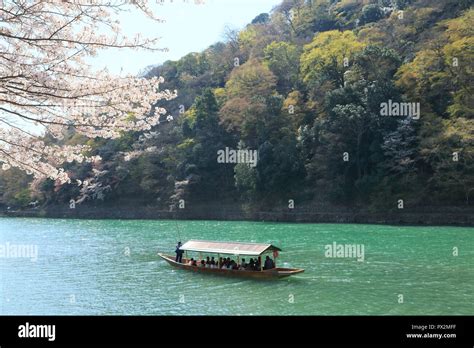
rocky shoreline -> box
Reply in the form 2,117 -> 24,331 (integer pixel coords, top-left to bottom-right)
1,205 -> 473,226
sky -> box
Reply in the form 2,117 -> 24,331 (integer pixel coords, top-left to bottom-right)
91,0 -> 282,75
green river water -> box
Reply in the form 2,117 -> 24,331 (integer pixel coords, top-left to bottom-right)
0,218 -> 472,315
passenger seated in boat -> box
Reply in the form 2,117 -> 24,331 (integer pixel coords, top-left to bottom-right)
200,260 -> 206,267
188,258 -> 194,266
210,260 -> 216,268
239,259 -> 247,270
264,256 -> 275,270
192,259 -> 197,266
247,258 -> 255,271
206,256 -> 210,267
218,257 -> 223,268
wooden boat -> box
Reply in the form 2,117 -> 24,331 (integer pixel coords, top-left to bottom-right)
158,240 -> 304,280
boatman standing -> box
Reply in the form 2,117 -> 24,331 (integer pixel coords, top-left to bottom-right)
175,241 -> 184,263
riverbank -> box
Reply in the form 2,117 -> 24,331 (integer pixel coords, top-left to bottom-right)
1,204 -> 473,226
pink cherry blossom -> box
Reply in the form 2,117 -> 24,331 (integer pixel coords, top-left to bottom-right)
0,1 -> 177,184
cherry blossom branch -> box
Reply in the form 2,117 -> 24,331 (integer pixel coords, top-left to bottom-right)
0,0 -> 177,184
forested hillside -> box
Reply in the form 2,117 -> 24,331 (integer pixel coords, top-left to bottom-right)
1,0 -> 473,216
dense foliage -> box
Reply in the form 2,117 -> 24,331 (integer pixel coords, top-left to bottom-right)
1,0 -> 473,212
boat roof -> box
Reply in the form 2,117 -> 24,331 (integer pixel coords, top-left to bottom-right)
179,240 -> 282,256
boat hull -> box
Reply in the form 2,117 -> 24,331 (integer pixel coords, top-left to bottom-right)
158,253 -> 304,280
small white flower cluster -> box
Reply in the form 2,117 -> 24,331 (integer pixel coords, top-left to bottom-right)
0,127 -> 99,184
75,168 -> 112,204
